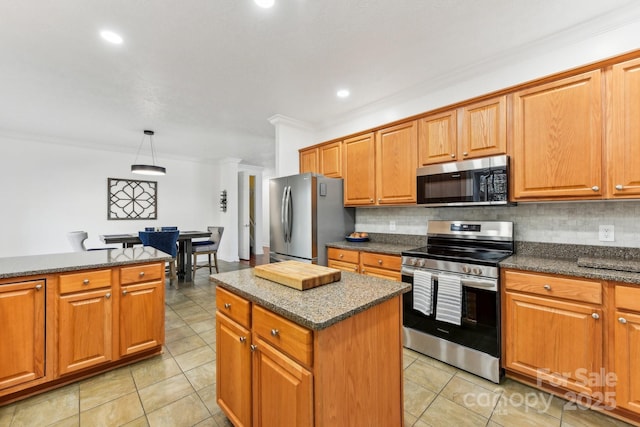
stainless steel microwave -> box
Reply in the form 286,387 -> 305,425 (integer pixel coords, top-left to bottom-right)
416,155 -> 510,207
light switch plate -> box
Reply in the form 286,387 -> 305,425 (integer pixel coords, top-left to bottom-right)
599,225 -> 614,242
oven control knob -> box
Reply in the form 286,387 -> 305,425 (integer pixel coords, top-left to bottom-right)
416,259 -> 425,268
472,267 -> 482,275
462,265 -> 471,274
408,258 -> 417,266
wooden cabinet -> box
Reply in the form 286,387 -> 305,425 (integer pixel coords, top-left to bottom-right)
613,285 -> 640,413
512,70 -> 603,200
343,132 -> 376,205
327,247 -> 401,282
216,286 -> 404,426
119,279 -> 164,357
608,57 -> 640,198
503,270 -> 604,397
418,96 -> 506,166
0,280 -> 45,391
299,142 -> 342,178
299,148 -> 318,175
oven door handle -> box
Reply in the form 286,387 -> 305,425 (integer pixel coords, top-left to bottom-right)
402,268 -> 498,292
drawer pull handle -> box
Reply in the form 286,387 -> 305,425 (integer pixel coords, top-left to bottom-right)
619,317 -> 627,324
239,336 -> 247,343
250,344 -> 258,352
122,290 -> 128,296
339,254 -> 343,258
591,313 -> 599,320
615,184 -> 624,190
362,269 -> 366,273
105,293 -> 111,299
35,284 -> 42,291
354,266 -> 358,272
139,271 -> 145,277
271,329 -> 279,337
83,279 -> 90,285
591,186 -> 599,192
224,303 -> 231,309
378,259 -> 382,265
543,285 -> 551,291
451,153 -> 455,158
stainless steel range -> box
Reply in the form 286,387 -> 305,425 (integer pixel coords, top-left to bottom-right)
402,220 -> 514,383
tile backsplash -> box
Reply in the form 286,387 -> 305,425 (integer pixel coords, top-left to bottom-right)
356,201 -> 640,247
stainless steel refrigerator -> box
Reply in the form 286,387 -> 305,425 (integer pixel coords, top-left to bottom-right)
270,173 -> 355,265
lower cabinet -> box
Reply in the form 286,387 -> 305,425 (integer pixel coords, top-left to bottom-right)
327,247 -> 401,281
216,286 -> 403,426
613,285 -> 640,413
0,280 -> 45,390
119,280 -> 164,356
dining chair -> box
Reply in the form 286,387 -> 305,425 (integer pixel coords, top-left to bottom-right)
138,230 -> 180,282
67,231 -> 89,251
192,226 -> 224,275
160,226 -> 178,231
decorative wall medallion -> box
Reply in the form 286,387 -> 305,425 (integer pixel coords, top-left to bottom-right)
108,178 -> 157,220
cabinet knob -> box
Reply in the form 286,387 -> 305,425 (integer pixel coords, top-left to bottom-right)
451,153 -> 455,158
619,317 -> 627,324
239,336 -> 247,343
105,293 -> 111,299
591,313 -> 599,320
339,254 -> 343,258
543,284 -> 551,291
362,269 -> 366,273
224,303 -> 231,309
139,271 -> 145,277
591,186 -> 600,192
354,266 -> 358,272
83,279 -> 90,285
35,284 -> 42,291
370,198 -> 374,202
615,184 -> 624,190
378,259 -> 383,265
250,344 -> 258,352
122,289 -> 128,296
462,152 -> 468,156
271,329 -> 279,337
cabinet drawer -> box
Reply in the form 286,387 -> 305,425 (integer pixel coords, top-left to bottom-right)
503,270 -> 602,304
328,259 -> 359,273
120,263 -> 164,285
252,305 -> 313,367
360,252 -> 401,271
59,269 -> 112,294
216,287 -> 251,329
616,285 -> 640,312
327,247 -> 359,264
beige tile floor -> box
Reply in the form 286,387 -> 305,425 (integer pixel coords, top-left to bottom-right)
0,261 -> 636,427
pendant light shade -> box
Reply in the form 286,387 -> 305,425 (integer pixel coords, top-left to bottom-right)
131,130 -> 166,175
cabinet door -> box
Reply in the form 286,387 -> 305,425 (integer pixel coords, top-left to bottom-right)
512,70 -> 603,200
120,281 -> 164,356
216,312 -> 252,427
0,280 -> 45,390
252,335 -> 313,427
59,288 -> 113,375
343,132 -> 376,205
504,291 -> 603,396
609,58 -> 640,198
299,148 -> 318,174
418,110 -> 457,165
319,141 -> 342,178
460,96 -> 507,160
614,310 -> 640,413
376,121 -> 418,205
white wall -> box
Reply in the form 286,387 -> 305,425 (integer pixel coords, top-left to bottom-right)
0,133 -> 223,258
269,115 -> 314,177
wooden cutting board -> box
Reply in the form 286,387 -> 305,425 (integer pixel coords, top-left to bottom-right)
254,261 -> 341,290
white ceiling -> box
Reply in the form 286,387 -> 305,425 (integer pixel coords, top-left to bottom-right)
1,0 -> 639,170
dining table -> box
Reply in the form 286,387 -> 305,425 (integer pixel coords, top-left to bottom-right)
100,230 -> 211,282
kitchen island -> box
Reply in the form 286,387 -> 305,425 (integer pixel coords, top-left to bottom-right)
211,268 -> 410,427
0,247 -> 171,405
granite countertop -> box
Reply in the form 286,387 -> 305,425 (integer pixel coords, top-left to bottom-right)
500,242 -> 640,285
0,247 -> 172,280
210,268 -> 411,330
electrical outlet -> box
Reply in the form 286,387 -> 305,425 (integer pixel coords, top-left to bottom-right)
389,220 -> 396,231
599,225 -> 615,242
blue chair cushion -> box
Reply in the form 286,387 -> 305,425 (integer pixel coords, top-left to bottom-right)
138,230 -> 179,257
192,240 -> 212,247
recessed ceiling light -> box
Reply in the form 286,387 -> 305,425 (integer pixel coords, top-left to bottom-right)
337,89 -> 350,98
254,0 -> 275,8
100,30 -> 123,45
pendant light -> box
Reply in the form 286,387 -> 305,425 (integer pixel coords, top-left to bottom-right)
131,130 -> 166,175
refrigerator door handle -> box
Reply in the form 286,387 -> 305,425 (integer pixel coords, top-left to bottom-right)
281,186 -> 288,243
286,185 -> 293,243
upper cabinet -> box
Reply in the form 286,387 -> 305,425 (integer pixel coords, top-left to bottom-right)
418,96 -> 506,166
512,70 -> 603,200
608,57 -> 640,198
343,121 -> 418,206
299,141 -> 342,177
